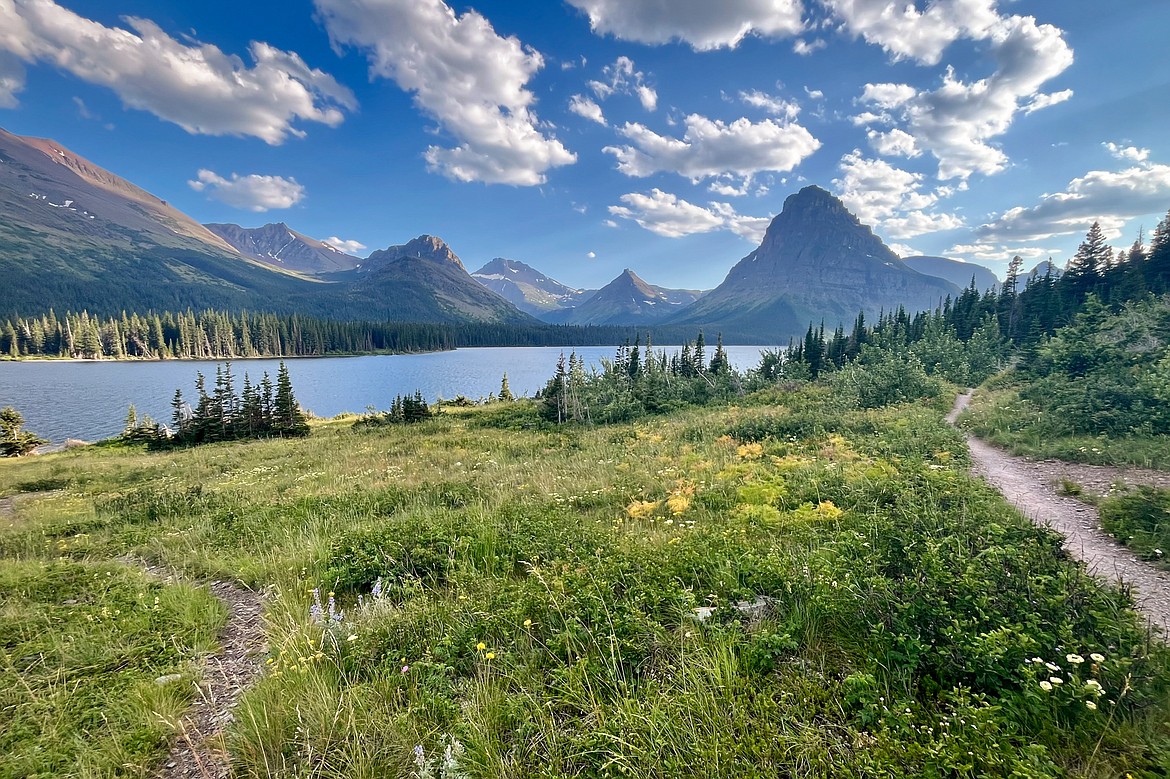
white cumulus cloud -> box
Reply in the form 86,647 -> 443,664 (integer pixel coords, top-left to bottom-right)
0,0 -> 354,143
566,0 -> 804,51
315,0 -> 575,185
845,6 -> 1074,181
189,170 -> 305,212
833,151 -> 964,239
322,236 -> 367,254
1104,142 -> 1150,162
793,38 -> 826,55
608,189 -> 770,240
867,128 -> 919,158
569,95 -> 607,125
604,114 -> 820,181
975,161 -> 1170,243
739,89 -> 801,120
825,0 -> 999,66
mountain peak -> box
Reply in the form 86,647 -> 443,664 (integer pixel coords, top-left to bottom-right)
203,221 -> 361,275
389,235 -> 464,269
667,184 -> 960,337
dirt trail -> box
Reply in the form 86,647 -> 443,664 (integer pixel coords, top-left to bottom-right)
949,391 -> 1170,637
137,565 -> 266,779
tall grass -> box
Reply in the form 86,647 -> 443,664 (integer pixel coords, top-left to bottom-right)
2,396 -> 1168,776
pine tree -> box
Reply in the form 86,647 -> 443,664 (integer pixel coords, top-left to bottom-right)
499,373 -> 514,402
171,389 -> 188,437
273,361 -> 309,436
709,333 -> 730,375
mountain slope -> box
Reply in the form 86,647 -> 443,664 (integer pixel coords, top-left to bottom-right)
205,222 -> 361,275
0,128 -> 534,324
0,127 -> 338,315
903,255 -> 999,293
544,269 -> 702,325
0,127 -> 240,255
341,236 -> 535,324
471,258 -> 590,315
668,186 -> 960,338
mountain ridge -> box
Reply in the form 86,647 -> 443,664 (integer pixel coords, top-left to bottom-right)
205,222 -> 361,276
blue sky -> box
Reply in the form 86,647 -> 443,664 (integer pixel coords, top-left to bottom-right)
2,0 -> 1168,291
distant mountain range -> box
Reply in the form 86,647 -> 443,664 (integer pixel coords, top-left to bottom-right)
540,269 -> 703,326
903,255 -> 999,292
205,222 -> 360,275
1,126 -> 1011,340
0,127 -> 530,324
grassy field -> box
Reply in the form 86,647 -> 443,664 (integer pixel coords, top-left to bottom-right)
2,388 -> 1169,777
958,375 -> 1170,469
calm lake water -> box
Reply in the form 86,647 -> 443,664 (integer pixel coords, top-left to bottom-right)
0,345 -> 773,444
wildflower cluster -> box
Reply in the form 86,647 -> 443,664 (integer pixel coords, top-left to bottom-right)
309,588 -> 344,627
411,736 -> 468,779
1028,651 -> 1111,711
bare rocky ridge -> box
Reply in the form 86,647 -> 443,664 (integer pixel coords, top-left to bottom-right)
949,391 -> 1170,637
205,222 -> 361,276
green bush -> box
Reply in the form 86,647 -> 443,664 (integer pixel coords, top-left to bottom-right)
1100,486 -> 1170,564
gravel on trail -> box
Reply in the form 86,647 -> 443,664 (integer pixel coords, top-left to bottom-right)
139,566 -> 267,779
949,391 -> 1170,638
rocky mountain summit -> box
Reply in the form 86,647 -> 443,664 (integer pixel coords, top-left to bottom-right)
471,258 -> 591,316
204,222 -> 361,275
545,268 -> 703,326
669,186 -> 960,338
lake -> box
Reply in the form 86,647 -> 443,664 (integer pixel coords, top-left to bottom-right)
0,345 -> 774,444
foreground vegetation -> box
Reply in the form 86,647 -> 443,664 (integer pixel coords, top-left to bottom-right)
2,376 -> 1169,777
3,219 -> 1170,775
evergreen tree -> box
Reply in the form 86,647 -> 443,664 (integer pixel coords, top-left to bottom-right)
709,333 -> 730,375
498,373 -> 514,402
273,361 -> 310,436
0,406 -> 46,457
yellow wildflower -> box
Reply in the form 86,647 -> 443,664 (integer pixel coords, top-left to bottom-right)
737,442 -> 764,460
625,500 -> 660,520
816,501 -> 843,520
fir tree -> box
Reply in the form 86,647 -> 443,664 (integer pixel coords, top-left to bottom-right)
274,361 -> 309,436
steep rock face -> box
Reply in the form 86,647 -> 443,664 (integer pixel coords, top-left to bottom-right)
205,222 -> 361,275
471,258 -> 589,315
668,186 -> 959,338
545,269 -> 702,325
346,235 -> 534,324
903,255 -> 1000,292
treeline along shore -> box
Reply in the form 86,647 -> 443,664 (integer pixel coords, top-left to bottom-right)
0,309 -> 766,361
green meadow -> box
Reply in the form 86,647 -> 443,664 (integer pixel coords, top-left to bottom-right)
2,387 -> 1169,777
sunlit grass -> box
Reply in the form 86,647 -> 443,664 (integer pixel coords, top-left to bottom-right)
961,380 -> 1170,469
2,393 -> 1169,776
